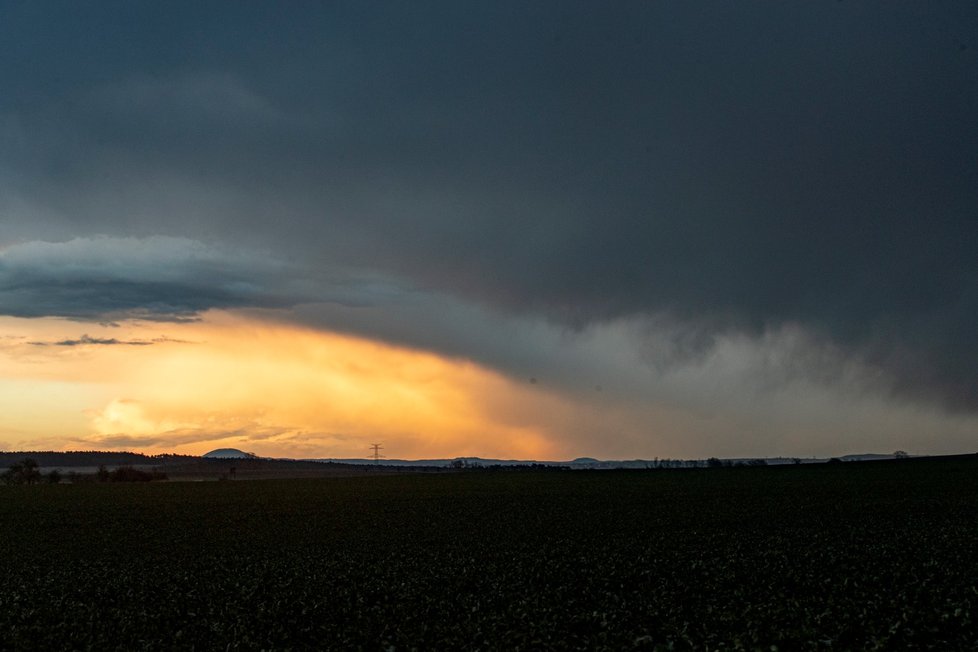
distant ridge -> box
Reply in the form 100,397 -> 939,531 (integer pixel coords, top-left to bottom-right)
0,450 -> 941,472
306,453 -> 920,469
0,450 -> 169,467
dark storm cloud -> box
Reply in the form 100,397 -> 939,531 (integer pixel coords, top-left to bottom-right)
2,3 -> 977,408
0,237 -> 308,321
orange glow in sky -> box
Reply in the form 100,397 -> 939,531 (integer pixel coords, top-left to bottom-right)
0,311 -> 566,459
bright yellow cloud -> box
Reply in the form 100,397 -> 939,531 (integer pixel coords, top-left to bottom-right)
0,312 -> 569,459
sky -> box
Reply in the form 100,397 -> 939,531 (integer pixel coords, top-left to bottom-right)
1,2 -> 976,459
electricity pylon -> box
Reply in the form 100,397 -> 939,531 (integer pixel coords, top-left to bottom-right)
369,443 -> 384,464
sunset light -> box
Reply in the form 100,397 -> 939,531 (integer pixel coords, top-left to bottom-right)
2,4 -> 977,649
0,312 -> 563,459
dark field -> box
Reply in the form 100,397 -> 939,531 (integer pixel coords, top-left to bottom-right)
2,458 -> 978,650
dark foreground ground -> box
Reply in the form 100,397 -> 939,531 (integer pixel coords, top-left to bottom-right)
1,457 -> 977,650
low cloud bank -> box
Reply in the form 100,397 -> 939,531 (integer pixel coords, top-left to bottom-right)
0,236 -> 391,322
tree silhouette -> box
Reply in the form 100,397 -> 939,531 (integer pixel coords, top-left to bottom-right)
3,458 -> 42,485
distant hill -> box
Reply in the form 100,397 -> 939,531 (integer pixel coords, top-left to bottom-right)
202,448 -> 255,459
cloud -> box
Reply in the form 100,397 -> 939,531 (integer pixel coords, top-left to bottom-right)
76,426 -> 351,457
43,336 -> 151,346
89,72 -> 293,131
64,321 -> 566,459
29,334 -> 187,347
1,3 -> 976,418
0,236 -> 396,322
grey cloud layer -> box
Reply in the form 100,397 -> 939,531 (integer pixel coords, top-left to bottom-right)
2,3 -> 977,409
0,236 -> 410,326
30,334 -> 187,347
0,237 -> 308,321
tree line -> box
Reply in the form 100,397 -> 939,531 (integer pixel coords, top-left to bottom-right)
1,458 -> 167,484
